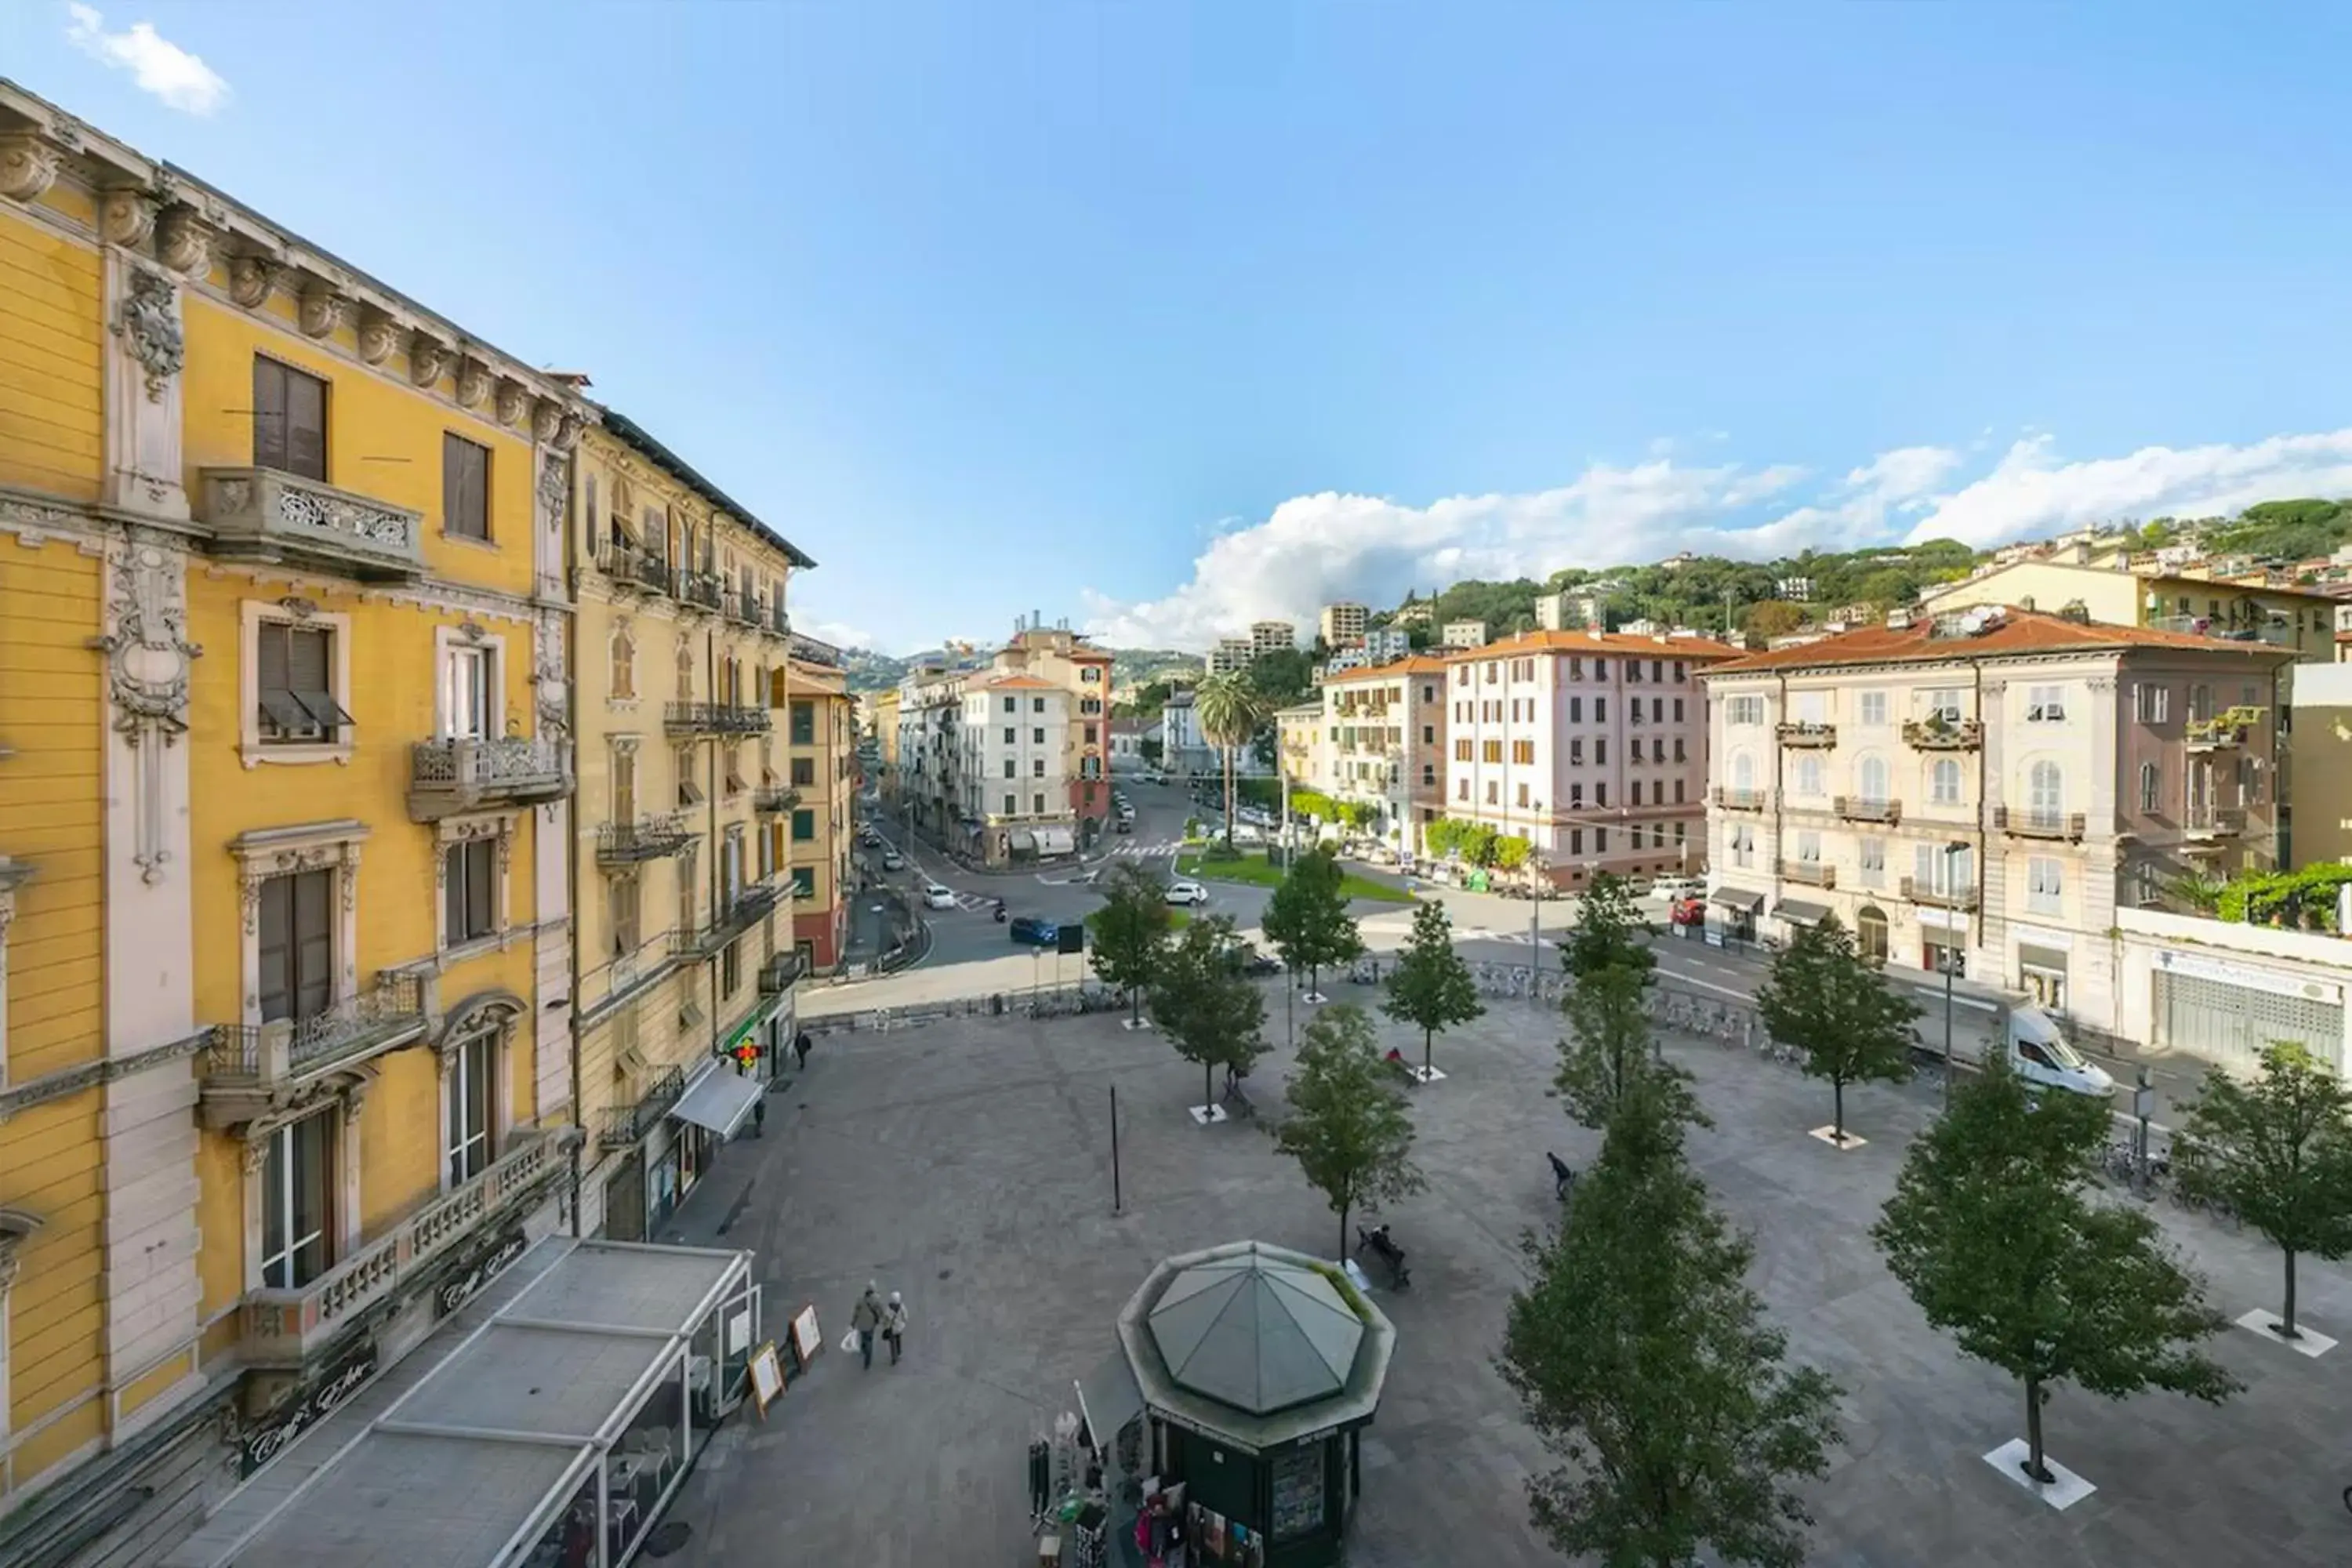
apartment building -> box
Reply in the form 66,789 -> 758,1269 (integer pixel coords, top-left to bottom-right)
570,412 -> 811,1243
1206,637 -> 1254,676
1443,632 -> 1738,887
960,677 -> 1076,864
1276,702 -> 1327,789
1701,607 -> 2291,1027
1365,626 -> 1412,662
1925,556 -> 2337,665
1322,659 -> 1450,854
1319,601 -> 1369,645
894,664 -> 970,843
991,622 -> 1115,844
0,81 -> 593,1563
782,635 -> 854,971
870,685 -> 902,810
1440,619 -> 1490,649
1250,619 -> 1297,657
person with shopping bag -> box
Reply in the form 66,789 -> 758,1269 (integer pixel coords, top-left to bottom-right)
880,1290 -> 909,1366
848,1283 -> 884,1370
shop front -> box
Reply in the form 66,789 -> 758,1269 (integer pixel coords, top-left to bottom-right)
1772,898 -> 1831,945
1705,886 -> 1763,947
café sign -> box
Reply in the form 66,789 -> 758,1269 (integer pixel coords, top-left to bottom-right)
240,1341 -> 379,1477
435,1227 -> 529,1319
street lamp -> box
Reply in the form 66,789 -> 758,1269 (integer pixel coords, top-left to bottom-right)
1940,839 -> 1968,1108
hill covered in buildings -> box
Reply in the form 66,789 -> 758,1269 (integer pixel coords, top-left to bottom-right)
838,641 -> 1192,694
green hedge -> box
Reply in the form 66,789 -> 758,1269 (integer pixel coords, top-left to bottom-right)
2215,863 -> 2352,930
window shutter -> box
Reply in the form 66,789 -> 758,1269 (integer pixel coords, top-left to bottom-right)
258,874 -> 292,1022
285,367 -> 327,481
444,845 -> 466,943
293,868 -> 334,1021
253,358 -> 288,470
467,840 -> 495,935
258,622 -> 289,697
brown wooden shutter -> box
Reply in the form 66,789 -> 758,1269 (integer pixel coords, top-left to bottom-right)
292,869 -> 334,1021
443,845 -> 466,945
467,840 -> 495,936
252,358 -> 288,470
285,367 -> 327,481
442,434 -> 462,537
258,622 -> 289,698
257,874 -> 292,1021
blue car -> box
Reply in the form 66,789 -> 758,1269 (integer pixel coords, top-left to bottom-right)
1009,916 -> 1059,947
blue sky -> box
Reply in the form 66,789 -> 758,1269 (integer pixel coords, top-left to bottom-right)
11,2 -> 2352,653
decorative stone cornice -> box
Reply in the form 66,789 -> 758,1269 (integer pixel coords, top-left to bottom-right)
298,281 -> 347,339
100,186 -> 156,247
495,377 -> 528,428
0,1025 -> 212,1126
0,131 -> 60,202
156,204 -> 215,274
532,397 -> 564,445
356,305 -> 399,367
408,331 -> 450,389
455,356 -> 492,411
228,254 -> 278,308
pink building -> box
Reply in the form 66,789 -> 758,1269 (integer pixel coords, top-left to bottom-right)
1442,630 -> 1741,887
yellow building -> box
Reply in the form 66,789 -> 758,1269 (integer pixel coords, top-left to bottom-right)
0,80 -> 589,1561
780,637 -> 855,971
566,412 -> 812,1242
871,685 -> 902,812
1924,557 -> 2338,664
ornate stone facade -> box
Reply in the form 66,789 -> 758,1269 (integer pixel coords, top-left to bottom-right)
114,264 -> 183,401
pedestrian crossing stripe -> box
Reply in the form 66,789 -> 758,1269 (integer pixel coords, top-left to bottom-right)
1106,840 -> 1182,858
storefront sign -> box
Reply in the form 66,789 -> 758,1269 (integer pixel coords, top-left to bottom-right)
240,1341 -> 379,1476
435,1227 -> 529,1319
2154,947 -> 2341,1004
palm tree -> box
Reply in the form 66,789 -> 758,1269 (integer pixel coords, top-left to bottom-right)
1194,672 -> 1266,853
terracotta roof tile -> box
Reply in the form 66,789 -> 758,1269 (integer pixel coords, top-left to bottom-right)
1323,655 -> 1451,683
1704,608 -> 2299,677
980,675 -> 1062,691
1441,629 -> 1744,662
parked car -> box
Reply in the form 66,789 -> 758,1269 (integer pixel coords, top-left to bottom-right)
1166,880 -> 1209,906
881,850 -> 905,871
1650,875 -> 1704,901
922,882 -> 957,909
1009,916 -> 1059,947
1221,940 -> 1280,977
1114,817 -> 1133,834
1669,895 -> 1706,927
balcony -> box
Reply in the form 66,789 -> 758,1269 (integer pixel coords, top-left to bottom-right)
1834,795 -> 1901,825
2185,806 -> 2249,841
595,814 -> 693,865
1994,806 -> 2087,842
665,701 -> 771,737
753,785 -> 801,815
198,467 -> 424,581
239,1127 -> 572,1369
2147,614 -> 2296,648
599,544 -> 673,596
198,974 -> 430,1131
676,569 -> 724,615
788,632 -> 843,667
407,736 -> 572,822
1776,721 -> 1838,748
1777,859 -> 1835,888
1901,717 -> 1982,751
2186,708 -> 2263,751
725,586 -> 765,627
600,1066 -> 687,1152
765,603 -> 793,640
672,884 -> 785,960
759,951 -> 804,996
1713,785 -> 1771,811
1900,875 -> 1979,912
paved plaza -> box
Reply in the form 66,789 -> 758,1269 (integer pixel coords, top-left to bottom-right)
658,977 -> 2352,1566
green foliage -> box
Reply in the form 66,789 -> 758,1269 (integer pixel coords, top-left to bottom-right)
1741,600 -> 1806,640
1087,862 -> 1172,1025
1244,647 -> 1315,707
1138,735 -> 1164,764
1381,902 -> 1485,1073
2212,863 -> 2352,931
1149,915 -> 1270,1111
1563,871 -> 1657,983
1491,835 -> 1533,873
1261,847 -> 1368,992
1871,1057 -> 2238,1485
1754,914 -> 1922,1140
1499,1068 -> 1842,1568
1195,673 -> 1270,854
2207,498 -> 2352,564
2176,1042 -> 2352,1338
1425,815 -> 1505,867
1272,1004 -> 1428,1260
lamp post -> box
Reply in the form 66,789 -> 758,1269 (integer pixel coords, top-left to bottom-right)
1940,839 -> 1967,1108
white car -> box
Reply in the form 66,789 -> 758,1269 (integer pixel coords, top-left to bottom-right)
1165,880 -> 1209,906
1650,876 -> 1704,901
921,882 -> 956,909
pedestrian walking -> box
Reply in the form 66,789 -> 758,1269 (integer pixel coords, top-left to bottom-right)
751,1093 -> 766,1138
794,1029 -> 812,1070
880,1290 -> 909,1366
850,1283 -> 883,1370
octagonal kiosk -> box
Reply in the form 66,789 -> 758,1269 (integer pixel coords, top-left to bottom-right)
1098,1240 -> 1394,1568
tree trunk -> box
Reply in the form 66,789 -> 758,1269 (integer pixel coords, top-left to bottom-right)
1130,985 -> 1142,1027
1204,1059 -> 1214,1117
1833,1075 -> 1846,1141
2281,1248 -> 2301,1338
1223,748 -> 1236,852
2022,1376 -> 2053,1484
1424,1025 -> 1434,1076
1339,1199 -> 1350,1265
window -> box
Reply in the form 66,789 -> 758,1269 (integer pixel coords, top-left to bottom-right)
252,356 -> 328,480
1570,783 -> 1584,808
1793,691 -> 1826,724
2028,856 -> 2063,916
1033,793 -> 1046,814
1004,792 -> 1017,815
1731,753 -> 1755,791
792,808 -> 815,842
1794,756 -> 1823,797
1083,724 -> 1098,744
609,873 -> 640,956
1516,782 -> 1530,808
1422,724 -> 1434,744
257,869 -> 333,1024
1593,660 -> 1609,681
442,433 -> 491,541
1859,691 -> 1888,727
1482,740 -> 1503,764
2027,760 -> 2063,826
1595,739 -> 1607,765
1033,728 -> 1046,745
1921,688 -> 1962,724
722,939 -> 742,996
1003,696 -> 1016,714
1795,830 -> 1820,864
1730,824 -> 1754,867
2027,684 -> 2066,723
1570,739 -> 1584,765
677,746 -> 703,807
1859,837 -> 1885,887
1569,697 -> 1582,723
1857,755 -> 1889,803
442,644 -> 495,740
1457,779 -> 1468,800
256,621 -> 350,743
1571,829 -> 1584,855
790,702 -> 815,745
1512,739 -> 1535,764
446,1029 -> 495,1186
2139,760 -> 2161,812
1914,842 -> 1973,895
2190,684 -> 2213,722
1672,699 -> 1684,722
677,845 -> 699,936
1033,758 -> 1046,777
790,866 -> 816,898
611,745 -> 638,822
1728,695 -> 1765,726
1674,738 -> 1686,764
1004,727 -> 1016,744
1673,779 -> 1685,804
608,626 -> 636,699
1595,783 -> 1608,807
1486,781 -> 1498,804
1931,759 -> 1961,805
1630,780 -> 1643,806
260,1112 -> 334,1289
1082,666 -> 1101,682
2135,683 -> 2171,724
1595,699 -> 1607,723
675,644 -> 694,700
1033,697 -> 1047,713
790,755 -> 815,787
443,837 -> 497,946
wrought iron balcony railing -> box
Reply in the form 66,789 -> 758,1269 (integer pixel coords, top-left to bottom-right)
665,701 -> 772,736
1833,795 -> 1901,824
198,466 -> 425,581
2185,806 -> 2249,839
600,1066 -> 688,1151
1713,785 -> 1771,811
595,814 -> 693,865
201,973 -> 429,1088
1900,875 -> 1979,912
753,785 -> 801,814
1901,717 -> 1982,750
676,569 -> 724,613
1994,806 -> 2087,842
1777,859 -> 1835,888
1776,721 -> 1837,748
759,951 -> 805,996
408,735 -> 572,822
671,884 -> 785,960
601,544 -> 673,595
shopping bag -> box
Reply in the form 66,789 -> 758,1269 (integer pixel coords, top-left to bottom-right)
840,1329 -> 860,1355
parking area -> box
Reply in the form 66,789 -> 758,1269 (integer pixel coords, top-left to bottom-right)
659,983 -> 2352,1567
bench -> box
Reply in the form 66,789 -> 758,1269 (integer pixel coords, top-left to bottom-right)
1352,1224 -> 1412,1289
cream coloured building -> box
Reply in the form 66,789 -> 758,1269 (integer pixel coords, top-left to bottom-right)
1924,556 -> 2337,664
1321,658 -> 1451,854
1702,608 -> 2291,1030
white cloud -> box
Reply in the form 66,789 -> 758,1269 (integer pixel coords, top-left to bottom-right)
791,614 -> 877,653
1085,427 -> 2352,650
64,4 -> 230,115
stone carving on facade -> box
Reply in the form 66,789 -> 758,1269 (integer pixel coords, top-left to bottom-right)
0,1209 -> 45,1292
555,413 -> 583,452
0,132 -> 61,203
408,332 -> 450,389
114,265 -> 185,402
89,535 -> 201,885
531,397 -> 564,445
240,844 -> 343,935
229,255 -> 278,308
495,379 -> 528,428
355,306 -> 399,366
434,993 -> 524,1074
456,619 -> 488,645
156,205 -> 214,275
298,282 -> 347,339
455,357 -> 492,410
100,188 -> 157,248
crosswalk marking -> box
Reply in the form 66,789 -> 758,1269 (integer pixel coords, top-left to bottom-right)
1105,840 -> 1183,858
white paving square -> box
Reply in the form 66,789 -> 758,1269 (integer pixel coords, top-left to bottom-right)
2235,1308 -> 2336,1358
1981,1440 -> 2096,1510
1187,1103 -> 1229,1125
1809,1126 -> 1867,1150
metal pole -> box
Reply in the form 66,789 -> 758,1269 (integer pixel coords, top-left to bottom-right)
1110,1084 -> 1122,1214
1940,840 -> 1958,1109
2135,1065 -> 2154,1200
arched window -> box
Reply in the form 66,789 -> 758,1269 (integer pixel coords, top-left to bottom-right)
1855,905 -> 1889,964
2029,760 -> 2063,825
1931,759 -> 1961,805
1857,755 -> 1889,804
1732,753 -> 1755,791
609,626 -> 636,700
1794,756 -> 1824,797
677,644 -> 695,701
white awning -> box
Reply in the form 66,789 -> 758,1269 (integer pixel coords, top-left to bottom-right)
670,1067 -> 763,1136
1037,826 -> 1076,855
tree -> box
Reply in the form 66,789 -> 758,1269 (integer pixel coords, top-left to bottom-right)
1500,1066 -> 1841,1568
1087,862 -> 1173,1027
1740,600 -> 1806,641
2175,1041 -> 2352,1341
1381,902 -> 1483,1075
1193,673 -> 1267,853
1872,1058 -> 2238,1486
1272,1004 -> 1427,1259
1556,964 -> 1661,1131
1149,915 -> 1270,1116
1754,914 -> 1920,1143
1491,835 -> 1533,874
1260,846 -> 1366,1000
1562,871 -> 1655,983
